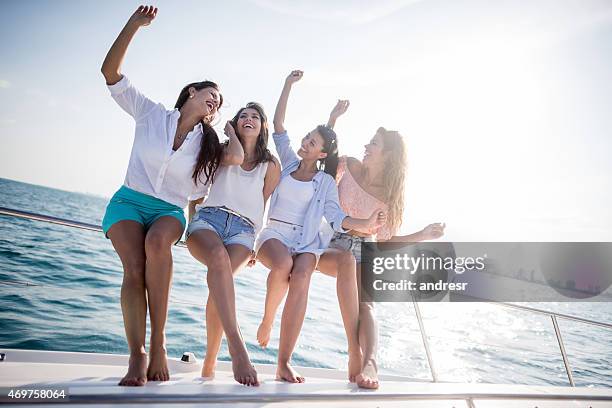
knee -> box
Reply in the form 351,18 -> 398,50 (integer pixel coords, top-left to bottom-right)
336,251 -> 356,274
273,256 -> 293,274
206,245 -> 231,270
144,232 -> 173,258
269,256 -> 292,281
122,256 -> 146,286
269,267 -> 290,282
290,265 -> 314,288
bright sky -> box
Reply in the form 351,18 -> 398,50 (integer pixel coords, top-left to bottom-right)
1,0 -> 611,241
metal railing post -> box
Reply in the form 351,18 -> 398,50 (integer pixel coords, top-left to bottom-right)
412,297 -> 439,382
551,315 -> 575,387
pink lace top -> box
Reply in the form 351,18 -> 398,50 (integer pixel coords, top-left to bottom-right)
336,156 -> 394,240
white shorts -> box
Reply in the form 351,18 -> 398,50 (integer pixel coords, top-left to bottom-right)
255,220 -> 322,265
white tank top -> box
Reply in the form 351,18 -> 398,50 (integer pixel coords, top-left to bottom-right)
199,161 -> 269,232
268,175 -> 314,226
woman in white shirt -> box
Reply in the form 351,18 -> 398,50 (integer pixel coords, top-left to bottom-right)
100,6 -> 243,387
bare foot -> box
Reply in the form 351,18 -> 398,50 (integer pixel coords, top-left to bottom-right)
201,359 -> 216,380
118,352 -> 148,386
276,361 -> 305,383
231,353 -> 259,386
356,358 -> 379,389
257,321 -> 272,347
348,347 -> 363,382
147,347 -> 170,382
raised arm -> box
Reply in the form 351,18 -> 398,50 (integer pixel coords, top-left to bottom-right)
221,121 -> 245,166
273,70 -> 303,134
101,5 -> 158,85
326,100 -> 350,129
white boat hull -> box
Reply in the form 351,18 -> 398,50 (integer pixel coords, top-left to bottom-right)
1,348 -> 611,407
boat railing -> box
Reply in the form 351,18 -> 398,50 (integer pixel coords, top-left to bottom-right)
2,206 -> 611,387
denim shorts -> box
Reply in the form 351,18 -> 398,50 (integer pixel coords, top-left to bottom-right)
186,207 -> 256,250
102,185 -> 186,237
328,231 -> 375,264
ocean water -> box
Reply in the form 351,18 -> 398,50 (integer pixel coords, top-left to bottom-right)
0,177 -> 610,388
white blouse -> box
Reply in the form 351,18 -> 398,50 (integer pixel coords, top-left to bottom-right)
108,75 -> 205,208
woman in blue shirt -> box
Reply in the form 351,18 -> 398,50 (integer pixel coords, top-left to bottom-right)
254,71 -> 386,383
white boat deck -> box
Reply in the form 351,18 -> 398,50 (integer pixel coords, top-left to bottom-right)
1,349 -> 611,407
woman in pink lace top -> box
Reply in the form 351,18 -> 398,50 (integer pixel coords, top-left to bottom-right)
335,155 -> 393,240
317,100 -> 445,389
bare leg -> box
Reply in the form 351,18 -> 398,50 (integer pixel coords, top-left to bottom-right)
187,230 -> 258,386
355,262 -> 379,389
201,244 -> 251,378
143,216 -> 183,382
107,220 -> 148,387
318,248 -> 362,382
256,239 -> 293,347
276,253 -> 317,383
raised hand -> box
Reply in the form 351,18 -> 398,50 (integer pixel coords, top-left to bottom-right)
285,70 -> 303,85
224,121 -> 237,138
368,208 -> 388,228
420,223 -> 445,240
101,5 -> 158,85
330,100 -> 350,120
274,70 -> 302,133
128,5 -> 158,28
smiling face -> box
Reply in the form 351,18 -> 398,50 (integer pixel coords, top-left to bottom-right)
297,128 -> 328,161
189,86 -> 221,119
235,107 -> 262,139
362,130 -> 386,166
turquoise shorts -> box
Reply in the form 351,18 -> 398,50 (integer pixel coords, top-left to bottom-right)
102,186 -> 186,237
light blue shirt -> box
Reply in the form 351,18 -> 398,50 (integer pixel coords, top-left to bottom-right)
267,131 -> 347,253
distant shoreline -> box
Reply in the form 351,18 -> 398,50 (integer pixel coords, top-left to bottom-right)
0,177 -> 110,201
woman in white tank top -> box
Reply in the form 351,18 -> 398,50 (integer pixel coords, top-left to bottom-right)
186,103 -> 281,386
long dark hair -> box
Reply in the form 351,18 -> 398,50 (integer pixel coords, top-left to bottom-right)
229,102 -> 274,166
174,80 -> 224,185
316,125 -> 339,178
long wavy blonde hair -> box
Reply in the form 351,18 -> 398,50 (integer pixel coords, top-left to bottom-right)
378,127 -> 407,235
